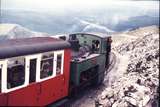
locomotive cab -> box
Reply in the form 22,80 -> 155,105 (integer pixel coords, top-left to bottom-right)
68,33 -> 112,94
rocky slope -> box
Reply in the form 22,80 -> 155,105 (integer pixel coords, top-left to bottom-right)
97,26 -> 159,107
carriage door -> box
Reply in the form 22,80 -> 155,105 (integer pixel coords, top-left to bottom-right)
0,60 -> 7,106
26,54 -> 41,84
25,54 -> 41,105
54,50 -> 65,97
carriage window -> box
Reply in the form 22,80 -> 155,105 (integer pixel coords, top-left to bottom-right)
7,57 -> 25,89
40,53 -> 54,79
56,54 -> 62,75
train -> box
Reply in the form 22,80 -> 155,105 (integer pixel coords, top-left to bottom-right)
0,33 -> 112,106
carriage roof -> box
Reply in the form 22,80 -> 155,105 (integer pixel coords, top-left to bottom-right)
0,37 -> 70,59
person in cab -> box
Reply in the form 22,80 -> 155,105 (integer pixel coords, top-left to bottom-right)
105,37 -> 112,68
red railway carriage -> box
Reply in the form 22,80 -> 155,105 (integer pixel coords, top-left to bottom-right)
0,37 -> 71,106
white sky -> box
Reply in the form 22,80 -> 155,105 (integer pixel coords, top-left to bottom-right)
1,0 -> 159,11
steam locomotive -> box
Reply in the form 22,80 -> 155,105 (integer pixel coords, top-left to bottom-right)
0,33 -> 112,106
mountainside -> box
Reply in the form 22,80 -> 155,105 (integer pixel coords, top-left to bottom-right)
115,15 -> 159,31
1,9 -> 159,35
67,19 -> 114,34
79,20 -> 114,33
0,23 -> 50,40
97,26 -> 159,107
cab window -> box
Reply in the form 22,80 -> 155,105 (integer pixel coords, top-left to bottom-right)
40,53 -> 54,79
92,40 -> 100,52
7,57 -> 25,89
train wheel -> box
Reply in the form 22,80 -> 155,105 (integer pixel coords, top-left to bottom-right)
69,84 -> 79,98
91,66 -> 105,86
99,71 -> 105,84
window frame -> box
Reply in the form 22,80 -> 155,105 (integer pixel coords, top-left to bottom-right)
37,51 -> 55,82
37,50 -> 64,82
1,57 -> 29,93
54,50 -> 64,76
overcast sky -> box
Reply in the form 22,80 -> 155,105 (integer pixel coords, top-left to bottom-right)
1,0 -> 159,11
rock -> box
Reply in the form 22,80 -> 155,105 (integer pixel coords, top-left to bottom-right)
142,95 -> 150,107
112,100 -> 128,107
125,96 -> 137,106
110,98 -> 115,104
101,91 -> 108,100
98,99 -> 111,107
112,101 -> 119,107
137,79 -> 141,85
101,88 -> 114,99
